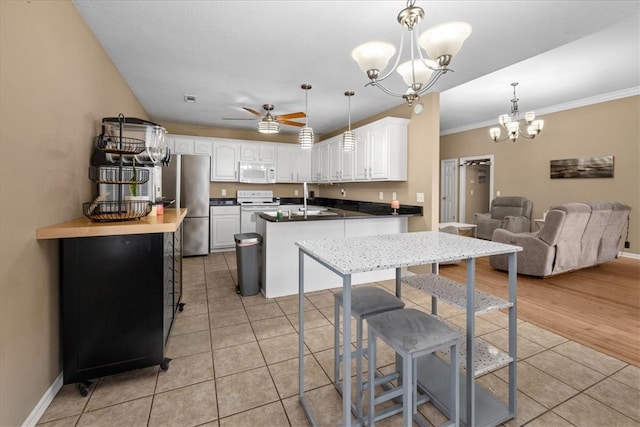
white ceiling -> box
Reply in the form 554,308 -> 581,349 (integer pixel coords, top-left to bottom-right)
72,0 -> 640,137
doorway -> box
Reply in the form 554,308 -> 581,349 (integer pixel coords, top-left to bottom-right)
458,155 -> 494,223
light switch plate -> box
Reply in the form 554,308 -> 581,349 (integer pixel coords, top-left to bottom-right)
379,192 -> 384,200
295,190 -> 299,196
496,190 -> 501,196
221,189 -> 226,196
392,192 -> 397,200
417,192 -> 425,203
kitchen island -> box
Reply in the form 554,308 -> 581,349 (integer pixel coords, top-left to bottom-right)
36,209 -> 186,395
256,206 -> 420,298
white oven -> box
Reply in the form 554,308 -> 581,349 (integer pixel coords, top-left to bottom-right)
238,190 -> 280,233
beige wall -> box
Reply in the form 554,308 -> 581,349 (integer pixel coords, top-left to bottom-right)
441,96 -> 640,255
0,1 -> 149,425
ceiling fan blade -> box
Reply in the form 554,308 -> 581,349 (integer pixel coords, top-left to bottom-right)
242,107 -> 262,117
222,117 -> 258,121
278,119 -> 305,127
276,111 -> 306,120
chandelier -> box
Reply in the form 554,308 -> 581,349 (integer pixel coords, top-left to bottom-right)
342,91 -> 355,152
351,0 -> 471,106
299,84 -> 314,149
490,82 -> 545,142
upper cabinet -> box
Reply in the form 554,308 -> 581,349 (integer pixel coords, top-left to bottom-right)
194,138 -> 212,156
211,139 -> 240,182
167,134 -> 195,155
167,134 -> 211,156
240,141 -> 276,163
276,144 -> 312,183
352,117 -> 408,181
169,116 -> 407,183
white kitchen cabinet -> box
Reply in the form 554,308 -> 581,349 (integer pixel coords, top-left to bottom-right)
193,138 -> 212,156
276,145 -> 295,182
317,141 -> 331,183
277,144 -> 312,183
295,147 -> 312,182
353,117 -> 409,181
211,139 -> 240,182
210,205 -> 240,250
240,141 -> 276,162
167,134 -> 195,155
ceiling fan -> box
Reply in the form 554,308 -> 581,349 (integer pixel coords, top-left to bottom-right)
223,104 -> 306,133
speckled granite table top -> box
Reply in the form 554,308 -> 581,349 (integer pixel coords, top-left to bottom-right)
295,231 -> 522,274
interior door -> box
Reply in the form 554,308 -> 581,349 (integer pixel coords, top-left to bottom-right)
440,159 -> 457,222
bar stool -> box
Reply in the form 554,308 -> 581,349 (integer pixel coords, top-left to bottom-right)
334,286 -> 406,418
367,308 -> 460,427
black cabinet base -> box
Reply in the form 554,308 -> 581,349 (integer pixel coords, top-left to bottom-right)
60,228 -> 182,389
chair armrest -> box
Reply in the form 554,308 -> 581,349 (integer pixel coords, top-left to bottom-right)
473,212 -> 491,224
491,229 -> 556,276
503,215 -> 531,233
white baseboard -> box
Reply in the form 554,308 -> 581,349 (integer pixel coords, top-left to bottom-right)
621,251 -> 640,260
22,372 -> 63,427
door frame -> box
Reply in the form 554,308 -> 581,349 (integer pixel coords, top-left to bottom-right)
458,154 -> 495,223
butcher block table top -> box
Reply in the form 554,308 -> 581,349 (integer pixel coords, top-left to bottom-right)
36,208 -> 187,240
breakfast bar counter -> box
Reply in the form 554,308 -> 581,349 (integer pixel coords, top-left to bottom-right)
295,231 -> 521,426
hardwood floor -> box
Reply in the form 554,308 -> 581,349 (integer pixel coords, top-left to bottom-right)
437,255 -> 640,366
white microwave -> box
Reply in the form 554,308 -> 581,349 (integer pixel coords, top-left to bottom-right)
238,161 -> 276,184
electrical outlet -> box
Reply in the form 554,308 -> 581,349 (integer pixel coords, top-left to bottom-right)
417,192 -> 424,203
221,189 -> 226,196
341,188 -> 346,197
625,241 -> 630,248
392,192 -> 397,200
294,190 -> 299,196
379,192 -> 384,200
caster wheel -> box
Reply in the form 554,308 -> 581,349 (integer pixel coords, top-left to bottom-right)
78,381 -> 91,397
160,357 -> 172,372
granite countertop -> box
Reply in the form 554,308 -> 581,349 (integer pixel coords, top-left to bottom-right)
257,197 -> 422,222
295,231 -> 522,275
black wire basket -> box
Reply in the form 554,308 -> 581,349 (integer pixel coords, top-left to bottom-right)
83,200 -> 152,222
88,165 -> 150,184
95,135 -> 146,155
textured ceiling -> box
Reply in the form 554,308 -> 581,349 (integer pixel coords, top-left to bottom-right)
72,0 -> 640,137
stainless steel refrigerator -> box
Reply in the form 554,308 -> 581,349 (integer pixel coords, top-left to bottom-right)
162,154 -> 210,256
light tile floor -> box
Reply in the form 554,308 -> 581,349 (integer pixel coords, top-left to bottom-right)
39,252 -> 640,426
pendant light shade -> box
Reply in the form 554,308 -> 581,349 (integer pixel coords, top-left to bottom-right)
299,84 -> 314,149
342,91 -> 355,152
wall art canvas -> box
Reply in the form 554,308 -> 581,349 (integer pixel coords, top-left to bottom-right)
550,156 -> 614,179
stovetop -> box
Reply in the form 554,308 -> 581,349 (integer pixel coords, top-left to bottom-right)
237,190 -> 279,206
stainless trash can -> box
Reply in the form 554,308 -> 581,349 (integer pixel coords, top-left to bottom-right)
234,233 -> 261,296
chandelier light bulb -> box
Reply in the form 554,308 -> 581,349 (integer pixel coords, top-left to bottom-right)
525,111 -> 536,123
489,127 -> 501,141
418,21 -> 472,66
351,42 -> 397,77
396,59 -> 436,86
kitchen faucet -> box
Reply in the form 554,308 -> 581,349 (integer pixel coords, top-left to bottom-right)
302,181 -> 308,218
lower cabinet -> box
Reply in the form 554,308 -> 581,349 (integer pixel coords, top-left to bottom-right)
60,227 -> 182,392
210,205 -> 240,250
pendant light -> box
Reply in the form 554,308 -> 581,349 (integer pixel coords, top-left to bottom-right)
342,91 -> 355,152
489,82 -> 545,142
299,84 -> 314,149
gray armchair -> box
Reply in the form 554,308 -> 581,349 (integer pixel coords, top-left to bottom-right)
473,196 -> 533,240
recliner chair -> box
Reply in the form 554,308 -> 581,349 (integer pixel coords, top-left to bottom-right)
473,196 -> 533,240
